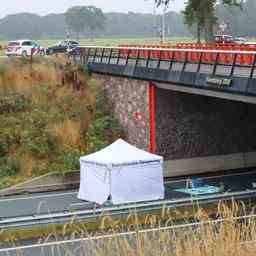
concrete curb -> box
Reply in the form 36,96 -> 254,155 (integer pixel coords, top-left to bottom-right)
0,171 -> 80,197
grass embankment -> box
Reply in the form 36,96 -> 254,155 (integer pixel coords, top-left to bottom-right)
0,56 -> 123,189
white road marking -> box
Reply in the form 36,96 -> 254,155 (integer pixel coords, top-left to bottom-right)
70,202 -> 90,207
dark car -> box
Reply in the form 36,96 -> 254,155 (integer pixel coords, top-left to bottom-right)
46,40 -> 79,55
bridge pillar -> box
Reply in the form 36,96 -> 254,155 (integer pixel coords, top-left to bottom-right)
148,83 -> 156,153
95,74 -> 151,151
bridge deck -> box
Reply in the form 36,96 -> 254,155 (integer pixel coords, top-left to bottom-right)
71,46 -> 256,99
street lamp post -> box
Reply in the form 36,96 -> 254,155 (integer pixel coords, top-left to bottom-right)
161,6 -> 167,44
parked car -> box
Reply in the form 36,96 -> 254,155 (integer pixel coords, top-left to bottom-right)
214,34 -> 233,44
232,37 -> 247,44
5,40 -> 45,57
214,35 -> 248,45
46,40 -> 79,55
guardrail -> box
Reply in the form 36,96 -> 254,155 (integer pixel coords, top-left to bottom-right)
120,43 -> 256,57
1,188 -> 256,230
1,212 -> 256,254
72,46 -> 256,79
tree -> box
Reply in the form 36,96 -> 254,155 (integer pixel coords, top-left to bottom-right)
65,6 -> 86,40
155,0 -> 243,42
182,0 -> 204,43
65,6 -> 105,41
84,6 -> 106,41
182,0 -> 216,43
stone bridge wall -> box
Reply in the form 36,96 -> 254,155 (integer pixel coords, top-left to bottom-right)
93,73 -> 256,162
155,88 -> 256,160
94,74 -> 150,151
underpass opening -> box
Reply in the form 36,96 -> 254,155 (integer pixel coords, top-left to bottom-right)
153,84 -> 256,177
92,72 -> 256,177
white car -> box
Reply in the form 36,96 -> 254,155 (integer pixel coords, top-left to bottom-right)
232,37 -> 247,44
5,40 -> 45,57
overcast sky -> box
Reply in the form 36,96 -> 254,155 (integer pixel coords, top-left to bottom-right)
1,0 -> 185,17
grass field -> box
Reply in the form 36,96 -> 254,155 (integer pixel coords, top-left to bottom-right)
0,37 -> 194,48
39,37 -> 195,47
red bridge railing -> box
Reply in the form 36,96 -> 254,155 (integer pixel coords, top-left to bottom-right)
71,45 -> 256,79
117,44 -> 256,66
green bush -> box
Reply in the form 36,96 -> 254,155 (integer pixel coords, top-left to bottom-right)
0,156 -> 20,178
86,116 -> 124,153
94,89 -> 113,118
0,94 -> 28,114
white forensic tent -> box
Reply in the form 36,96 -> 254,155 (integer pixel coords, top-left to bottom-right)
78,139 -> 164,205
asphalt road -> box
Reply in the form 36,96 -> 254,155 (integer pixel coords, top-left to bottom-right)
0,238 -> 96,256
0,169 -> 256,219
1,169 -> 256,255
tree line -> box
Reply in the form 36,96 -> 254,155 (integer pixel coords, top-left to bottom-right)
156,0 -> 256,42
0,9 -> 190,40
0,1 -> 256,41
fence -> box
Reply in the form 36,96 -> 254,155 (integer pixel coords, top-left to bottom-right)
71,45 -> 256,79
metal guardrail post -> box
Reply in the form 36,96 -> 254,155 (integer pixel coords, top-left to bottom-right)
93,48 -> 97,62
146,50 -> 151,68
196,52 -> 203,73
125,49 -> 131,66
157,51 -> 163,69
100,48 -> 105,63
88,48 -> 92,62
135,49 -> 140,68
213,53 -> 220,75
249,54 -> 256,79
169,51 -> 174,70
108,49 -> 113,64
230,53 -> 238,77
116,49 -> 121,65
246,53 -> 256,91
182,51 -> 188,72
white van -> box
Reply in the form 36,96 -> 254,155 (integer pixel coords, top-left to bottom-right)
5,40 -> 45,57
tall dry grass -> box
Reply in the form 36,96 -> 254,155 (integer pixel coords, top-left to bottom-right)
72,203 -> 256,255
0,56 -> 99,187
6,202 -> 252,256
47,119 -> 83,149
0,58 -> 60,95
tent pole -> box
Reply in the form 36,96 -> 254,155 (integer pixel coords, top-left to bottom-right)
109,168 -> 112,198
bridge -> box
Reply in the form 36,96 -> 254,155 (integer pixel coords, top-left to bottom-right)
71,45 -> 256,176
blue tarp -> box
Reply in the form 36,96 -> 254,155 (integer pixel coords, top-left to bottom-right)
175,185 -> 220,196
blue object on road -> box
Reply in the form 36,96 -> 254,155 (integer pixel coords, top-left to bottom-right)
175,185 -> 220,196
175,178 -> 220,196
